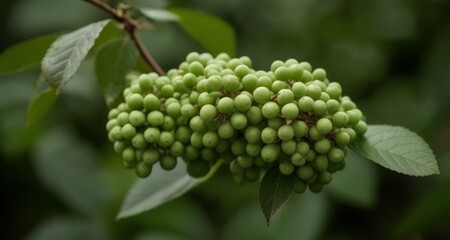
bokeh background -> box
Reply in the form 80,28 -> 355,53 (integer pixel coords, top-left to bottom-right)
1,0 -> 450,239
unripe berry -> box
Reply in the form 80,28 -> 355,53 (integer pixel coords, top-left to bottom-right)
328,147 -> 345,163
117,112 -> 129,126
147,111 -> 164,126
218,122 -> 235,139
244,167 -> 260,181
313,100 -> 327,116
135,162 -> 152,178
332,112 -> 349,128
335,131 -> 350,146
157,131 -> 175,148
246,142 -> 263,157
121,124 -> 136,140
237,155 -> 253,168
271,80 -> 290,93
181,103 -> 197,119
279,161 -> 295,175
354,121 -> 368,135
245,126 -> 262,143
247,106 -> 263,125
261,127 -> 278,144
281,140 -> 297,155
291,152 -> 306,166
199,104 -> 217,121
230,112 -> 248,130
306,84 -> 322,100
132,133 -> 147,149
170,141 -> 185,157
206,75 -> 222,92
309,182 -> 323,193
314,138 -> 331,154
202,131 -> 219,148
231,139 -> 247,156
189,61 -> 204,76
242,74 -> 258,91
235,64 -> 251,78
313,155 -> 329,171
296,141 -> 310,155
143,148 -> 160,165
292,120 -> 309,138
261,144 -> 281,162
167,102 -> 182,118
222,74 -> 241,92
278,125 -> 295,141
298,96 -> 314,112
127,93 -> 144,110
316,118 -> 333,135
217,97 -> 234,114
234,94 -> 252,112
190,116 -> 207,133
253,87 -> 272,104
326,99 -> 340,114
277,89 -> 294,106
129,110 -> 146,127
293,179 -> 307,193
160,154 -> 177,170
312,68 -> 327,81
281,103 -> 299,120
122,147 -> 136,164
144,127 -> 160,143
262,101 -> 280,119
297,165 -> 315,181
274,66 -> 290,81
292,82 -> 307,99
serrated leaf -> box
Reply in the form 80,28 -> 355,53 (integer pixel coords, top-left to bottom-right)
259,165 -> 295,226
95,40 -> 137,106
117,160 -> 222,219
27,76 -> 57,127
170,8 -> 236,56
140,8 -> 179,22
351,125 -> 439,176
32,127 -> 107,216
0,34 -> 59,75
41,19 -> 110,92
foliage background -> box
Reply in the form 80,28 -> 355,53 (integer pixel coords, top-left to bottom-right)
1,0 -> 450,239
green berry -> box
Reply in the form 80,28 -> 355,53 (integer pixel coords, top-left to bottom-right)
298,96 -> 314,112
277,89 -> 294,106
202,131 -> 219,148
217,97 -> 234,114
281,103 -> 299,120
261,127 -> 278,144
292,120 -> 309,138
245,126 -> 262,144
190,116 -> 207,133
278,125 -> 294,141
222,74 -> 241,92
170,141 -> 185,157
326,99 -> 340,114
281,140 -> 297,155
261,144 -> 281,162
312,68 -> 327,81
271,60 -> 285,72
318,171 -> 332,185
189,61 -> 204,76
297,165 -> 315,181
296,141 -> 310,155
181,103 -> 197,119
314,138 -> 331,154
316,118 -> 333,135
257,76 -> 273,88
157,131 -> 175,148
293,179 -> 307,193
121,123 -> 136,140
129,110 -> 146,127
160,85 -> 174,98
122,147 -> 136,164
234,64 -> 251,78
309,182 -> 323,193
288,64 -> 304,81
218,122 -> 235,139
206,75 -> 222,92
160,154 -> 177,170
147,111 -> 164,126
127,93 -> 144,110
313,100 -> 327,116
198,92 -> 215,106
332,112 -> 349,128
253,87 -> 272,104
313,155 -> 329,171
274,66 -> 290,81
190,132 -> 204,148
242,74 -> 258,91
117,112 -> 129,126
167,102 -> 181,118
335,131 -> 350,146
354,121 -> 368,135
268,117 -> 284,130
271,80 -> 289,93
279,161 -> 295,175
231,139 -> 247,156
234,94 -> 252,112
262,101 -> 280,119
246,143 -> 263,157
144,127 -> 160,143
230,112 -> 248,130
292,82 -> 307,99
132,133 -> 147,149
135,162 -> 152,178
244,167 -> 260,181
237,155 -> 253,168
291,152 -> 306,166
113,141 -> 126,153
247,106 -> 263,125
199,104 -> 217,121
308,126 -> 324,141
306,84 -> 322,100
143,148 -> 160,165
328,147 -> 345,163
299,61 -> 312,72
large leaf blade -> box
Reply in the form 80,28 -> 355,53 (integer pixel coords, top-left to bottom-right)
0,34 -> 59,75
259,165 -> 295,226
41,19 -> 110,91
95,40 -> 137,106
170,8 -> 236,56
351,125 -> 439,176
117,160 -> 222,219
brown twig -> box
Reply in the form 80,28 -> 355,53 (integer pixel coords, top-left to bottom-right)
82,0 -> 166,76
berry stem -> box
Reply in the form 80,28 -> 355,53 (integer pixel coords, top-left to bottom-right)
82,0 -> 166,76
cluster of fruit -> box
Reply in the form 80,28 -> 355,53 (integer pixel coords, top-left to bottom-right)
106,52 -> 367,193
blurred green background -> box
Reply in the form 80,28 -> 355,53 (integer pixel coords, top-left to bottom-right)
1,0 -> 450,239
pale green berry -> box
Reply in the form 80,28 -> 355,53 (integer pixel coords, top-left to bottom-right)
261,127 -> 278,144
230,112 -> 248,130
316,118 -> 333,135
262,101 -> 280,119
147,111 -> 164,126
281,103 -> 300,120
234,94 -> 252,112
199,104 -> 217,121
261,144 -> 281,162
217,97 -> 234,114
253,87 -> 272,104
278,125 -> 294,141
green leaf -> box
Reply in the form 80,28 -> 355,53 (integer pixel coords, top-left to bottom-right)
26,76 -> 58,127
26,217 -> 106,240
221,193 -> 327,240
32,127 -> 107,216
117,159 -> 223,219
95,40 -> 137,106
259,165 -> 295,226
351,125 -> 439,176
0,34 -> 59,75
327,149 -> 378,208
170,8 -> 236,56
140,8 -> 179,22
41,19 -> 110,92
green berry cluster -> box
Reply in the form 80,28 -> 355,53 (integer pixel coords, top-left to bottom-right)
106,52 -> 367,193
